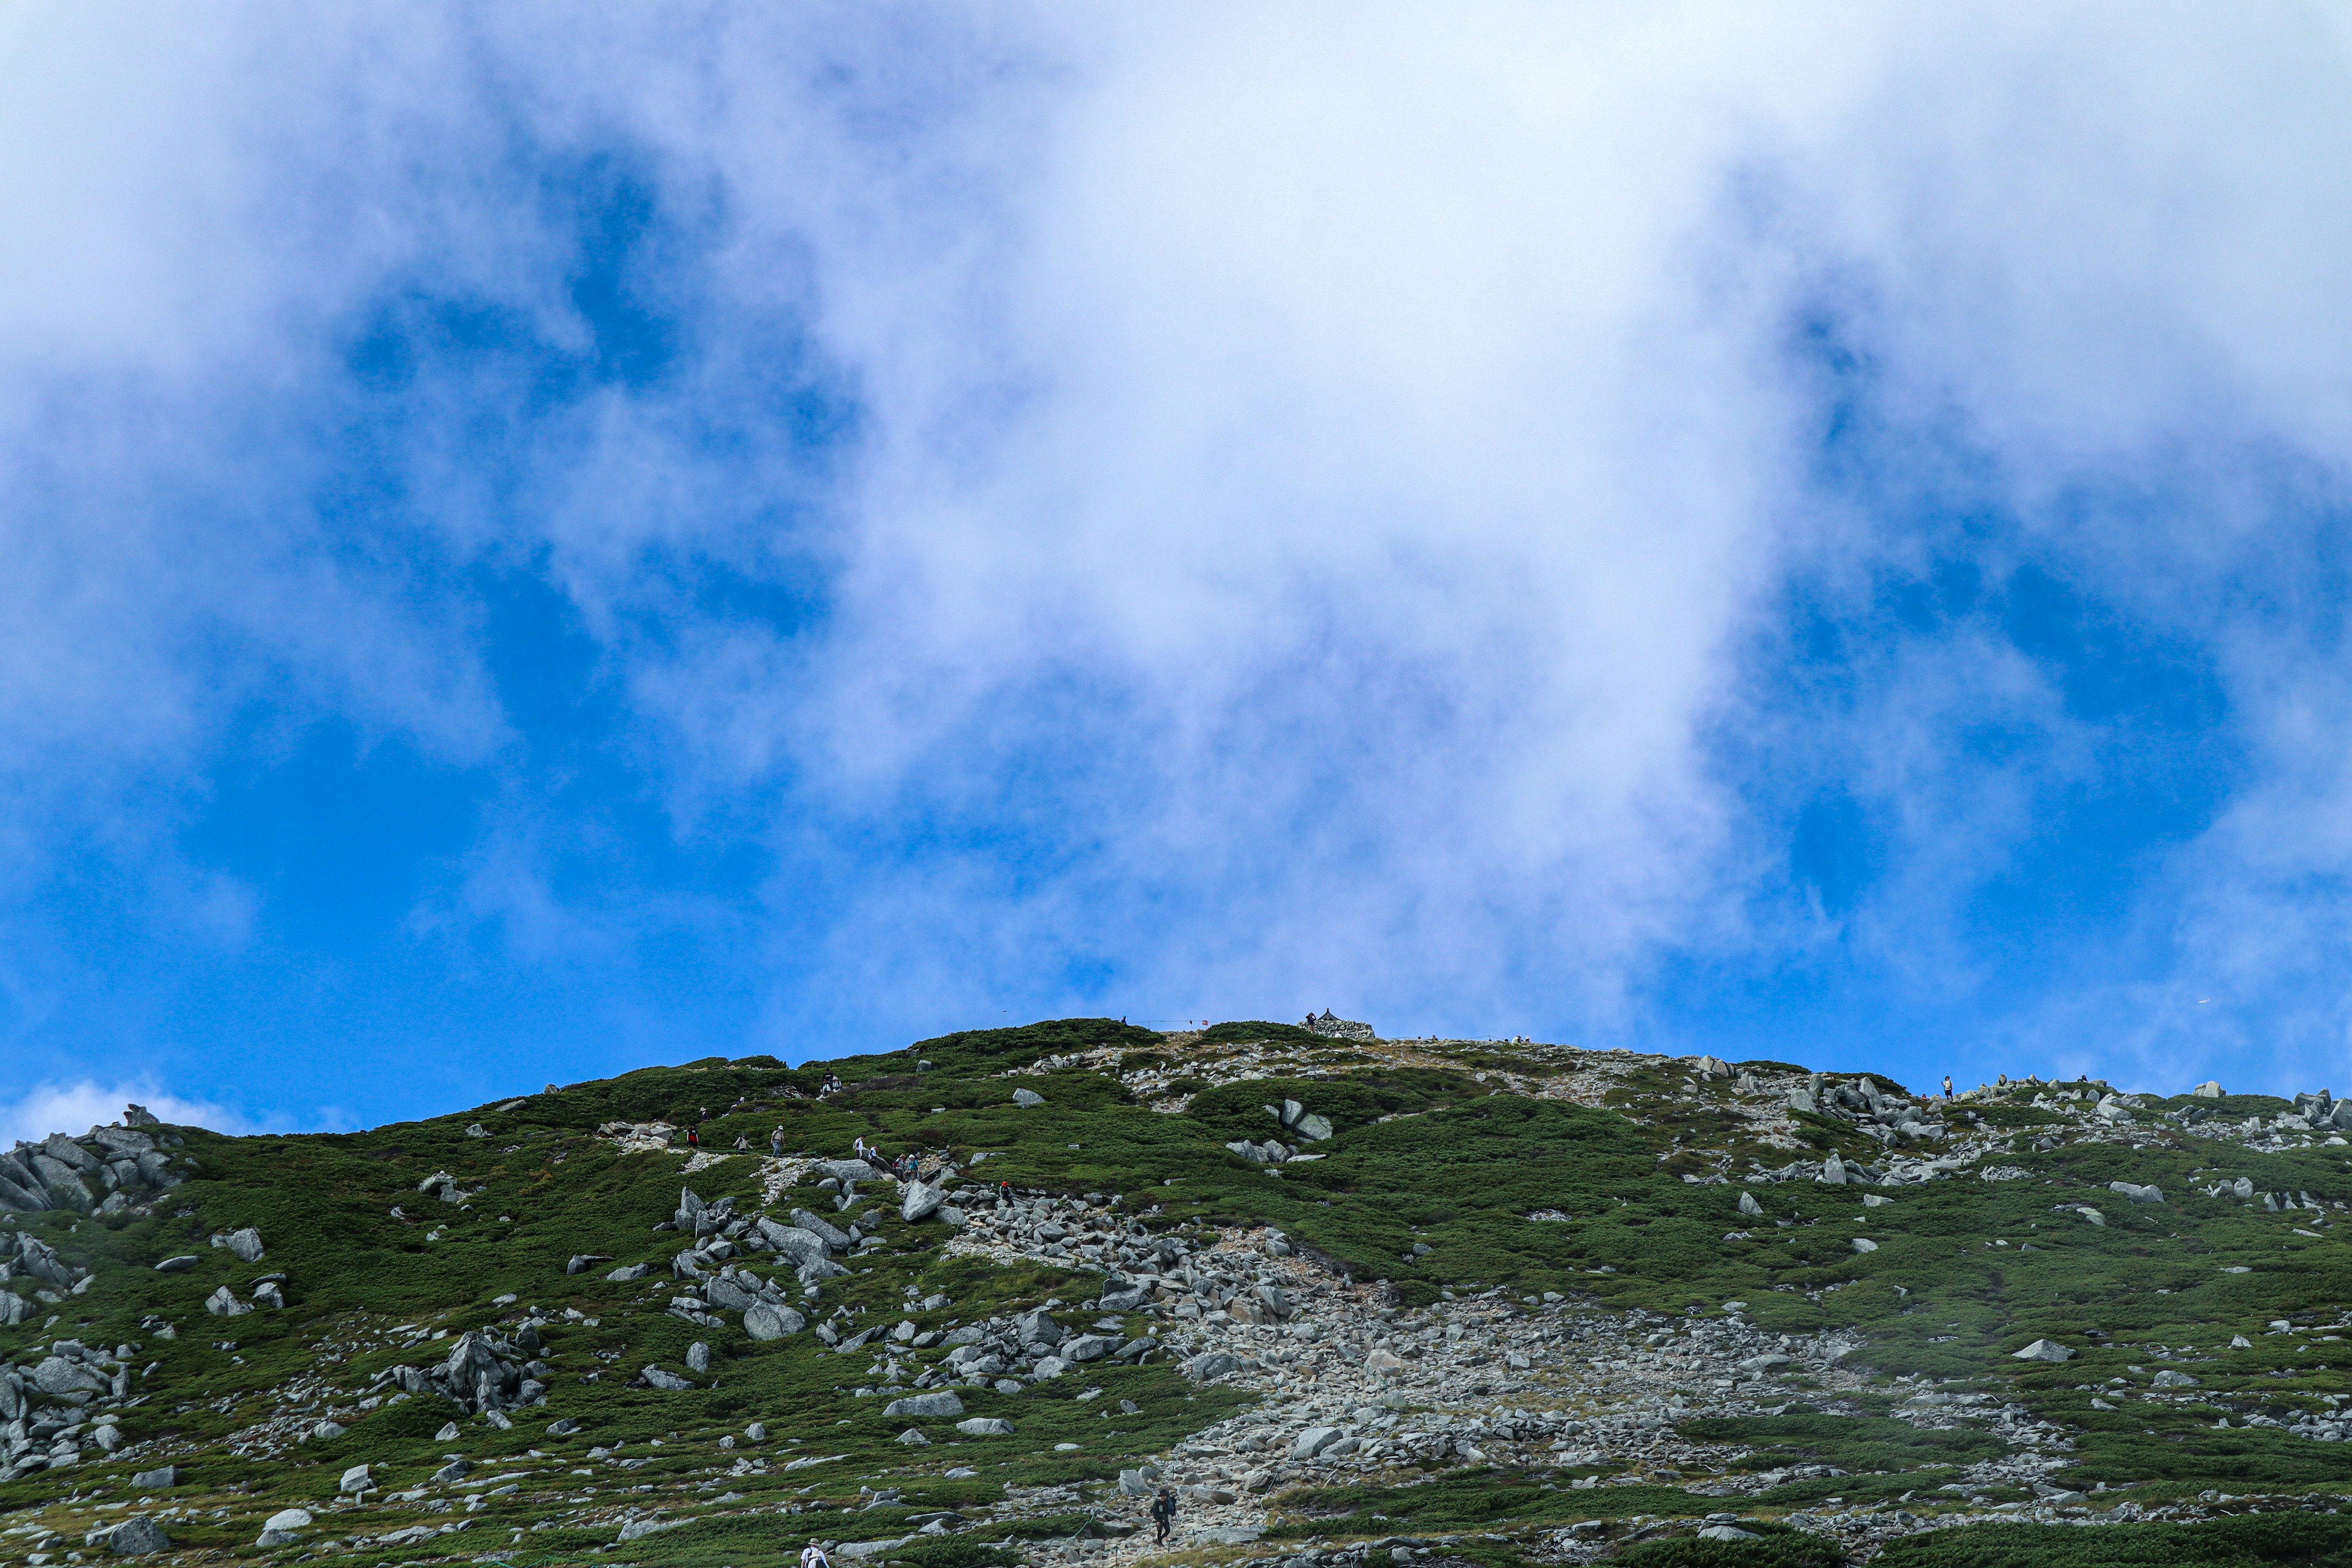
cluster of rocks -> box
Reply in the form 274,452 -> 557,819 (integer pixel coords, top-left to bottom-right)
1,1231 -> 88,1324
1,1339 -> 136,1482
1784,1075 -> 1948,1145
1226,1100 -> 1335,1166
0,1112 -> 185,1216
380,1323 -> 554,1420
921,1308 -> 1152,1393
951,1190 -> 1168,1284
1302,1012 -> 1376,1042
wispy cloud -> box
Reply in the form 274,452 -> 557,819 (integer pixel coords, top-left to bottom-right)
0,1080 -> 276,1148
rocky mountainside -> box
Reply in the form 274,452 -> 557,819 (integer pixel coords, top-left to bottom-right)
6,1020 -> 2352,1568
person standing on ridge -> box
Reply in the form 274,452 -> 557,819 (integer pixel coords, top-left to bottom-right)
1152,1488 -> 1177,1545
771,1126 -> 786,1158
1943,1075 -> 1954,1100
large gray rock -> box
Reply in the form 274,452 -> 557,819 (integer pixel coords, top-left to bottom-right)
790,1210 -> 852,1249
1099,1276 -> 1152,1311
2109,1181 -> 2165,1204
1292,1425 -> 1343,1459
204,1285 -> 251,1317
956,1417 -> 1015,1436
105,1518 -> 170,1555
339,1463 -> 372,1494
616,1518 -> 683,1544
703,1276 -> 757,1313
812,1159 -> 875,1184
744,1303 -> 805,1341
758,1216 -> 831,1265
1012,1088 -> 1045,1108
641,1367 -> 694,1391
1294,1113 -> 1335,1142
900,1182 -> 944,1223
1186,1352 -> 1244,1382
686,1341 -> 712,1374
1819,1152 -> 1847,1185
605,1264 -> 649,1282
41,1134 -> 98,1172
262,1509 -> 313,1535
883,1390 -> 964,1419
29,1155 -> 93,1209
153,1256 -> 199,1273
1061,1334 -> 1117,1363
130,1466 -> 177,1490
1737,1191 -> 1763,1216
31,1355 -> 105,1396
2012,1339 -> 2075,1363
2192,1081 -> 2224,1098
2152,1369 -> 2199,1388
217,1227 -> 265,1262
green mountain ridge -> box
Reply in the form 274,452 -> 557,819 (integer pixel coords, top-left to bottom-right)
5,1020 -> 2352,1568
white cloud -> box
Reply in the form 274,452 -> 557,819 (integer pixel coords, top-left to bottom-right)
0,1080 -> 270,1149
6,4 -> 2352,1090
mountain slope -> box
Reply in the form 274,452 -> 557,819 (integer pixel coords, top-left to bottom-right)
4,1022 -> 2352,1568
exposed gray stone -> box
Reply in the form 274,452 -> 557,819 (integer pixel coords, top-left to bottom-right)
744,1303 -> 806,1341
28,1355 -> 99,1396
105,1518 -> 170,1555
791,1210 -> 851,1249
900,1182 -> 943,1223
956,1417 -> 1015,1436
339,1463 -> 372,1494
1186,1352 -> 1244,1382
883,1390 -> 964,1419
641,1367 -> 694,1391
153,1256 -> 198,1273
130,1466 -> 177,1490
1012,1088 -> 1045,1108
1292,1425 -> 1342,1459
2012,1339 -> 2075,1362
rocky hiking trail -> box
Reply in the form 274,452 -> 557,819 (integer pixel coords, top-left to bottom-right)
7,1021 -> 2352,1568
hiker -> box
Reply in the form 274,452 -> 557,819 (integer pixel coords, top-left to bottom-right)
733,1133 -> 749,1150
771,1126 -> 786,1158
686,1125 -> 701,1151
1152,1488 -> 1177,1545
1942,1074 -> 1953,1100
800,1544 -> 831,1568
854,1135 -> 869,1161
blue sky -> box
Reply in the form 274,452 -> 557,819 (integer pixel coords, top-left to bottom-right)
6,7 -> 2352,1135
